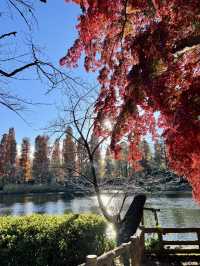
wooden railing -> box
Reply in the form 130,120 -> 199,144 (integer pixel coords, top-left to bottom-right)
79,227 -> 145,266
144,227 -> 200,254
79,227 -> 200,266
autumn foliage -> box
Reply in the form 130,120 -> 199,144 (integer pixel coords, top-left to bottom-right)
63,127 -> 76,178
19,138 -> 31,183
0,128 -> 16,181
32,135 -> 50,183
61,1 -> 200,200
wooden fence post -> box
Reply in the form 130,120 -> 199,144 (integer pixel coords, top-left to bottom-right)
130,235 -> 140,266
107,251 -> 115,266
86,255 -> 97,266
158,229 -> 163,251
197,231 -> 200,250
121,242 -> 131,266
140,227 -> 145,256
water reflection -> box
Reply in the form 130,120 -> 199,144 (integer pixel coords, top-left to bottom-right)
0,193 -> 200,230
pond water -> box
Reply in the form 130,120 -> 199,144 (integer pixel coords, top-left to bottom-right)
0,192 -> 199,241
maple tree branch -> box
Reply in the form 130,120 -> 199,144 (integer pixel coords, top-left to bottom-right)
120,0 -> 129,44
151,0 -> 160,10
0,61 -> 38,77
80,104 -> 93,132
0,31 -> 17,40
172,35 -> 200,54
86,120 -> 95,141
91,136 -> 107,157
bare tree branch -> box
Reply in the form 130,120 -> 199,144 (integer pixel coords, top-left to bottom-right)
172,35 -> 200,54
8,0 -> 31,28
0,31 -> 17,40
0,61 -> 38,77
47,90 -> 117,223
0,1 -> 85,114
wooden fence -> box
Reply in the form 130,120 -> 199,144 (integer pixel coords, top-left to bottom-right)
79,227 -> 200,266
144,227 -> 200,254
79,227 -> 145,266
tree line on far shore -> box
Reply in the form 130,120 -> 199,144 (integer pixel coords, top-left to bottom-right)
0,127 -> 168,186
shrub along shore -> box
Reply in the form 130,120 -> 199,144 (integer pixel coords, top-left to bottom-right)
0,183 -> 192,197
0,184 -> 67,195
0,214 -> 113,266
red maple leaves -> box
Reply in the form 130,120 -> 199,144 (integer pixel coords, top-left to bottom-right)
62,0 -> 200,201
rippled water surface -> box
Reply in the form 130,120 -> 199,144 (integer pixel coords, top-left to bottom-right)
0,193 -> 199,226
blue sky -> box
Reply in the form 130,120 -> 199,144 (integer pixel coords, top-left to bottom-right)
0,1 -> 97,144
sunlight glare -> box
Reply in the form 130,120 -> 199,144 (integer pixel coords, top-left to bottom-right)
103,119 -> 112,131
106,223 -> 117,240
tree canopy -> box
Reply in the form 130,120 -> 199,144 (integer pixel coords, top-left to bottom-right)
61,1 -> 200,201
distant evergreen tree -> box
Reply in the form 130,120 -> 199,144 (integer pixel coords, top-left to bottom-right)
0,133 -> 9,183
62,127 -> 76,179
19,138 -> 32,183
0,128 -> 17,183
154,139 -> 167,169
104,147 -> 115,178
7,128 -> 17,182
115,141 -> 130,178
15,152 -> 20,181
32,135 -> 50,183
76,137 -> 88,177
140,139 -> 152,172
89,133 -> 101,178
50,138 -> 64,184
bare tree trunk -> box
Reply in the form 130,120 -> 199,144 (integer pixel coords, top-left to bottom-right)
114,194 -> 146,266
50,91 -> 147,264
115,194 -> 146,245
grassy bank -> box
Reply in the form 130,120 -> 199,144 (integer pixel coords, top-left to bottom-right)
0,184 -> 66,195
0,184 -> 92,197
0,183 -> 192,198
0,214 -> 113,266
